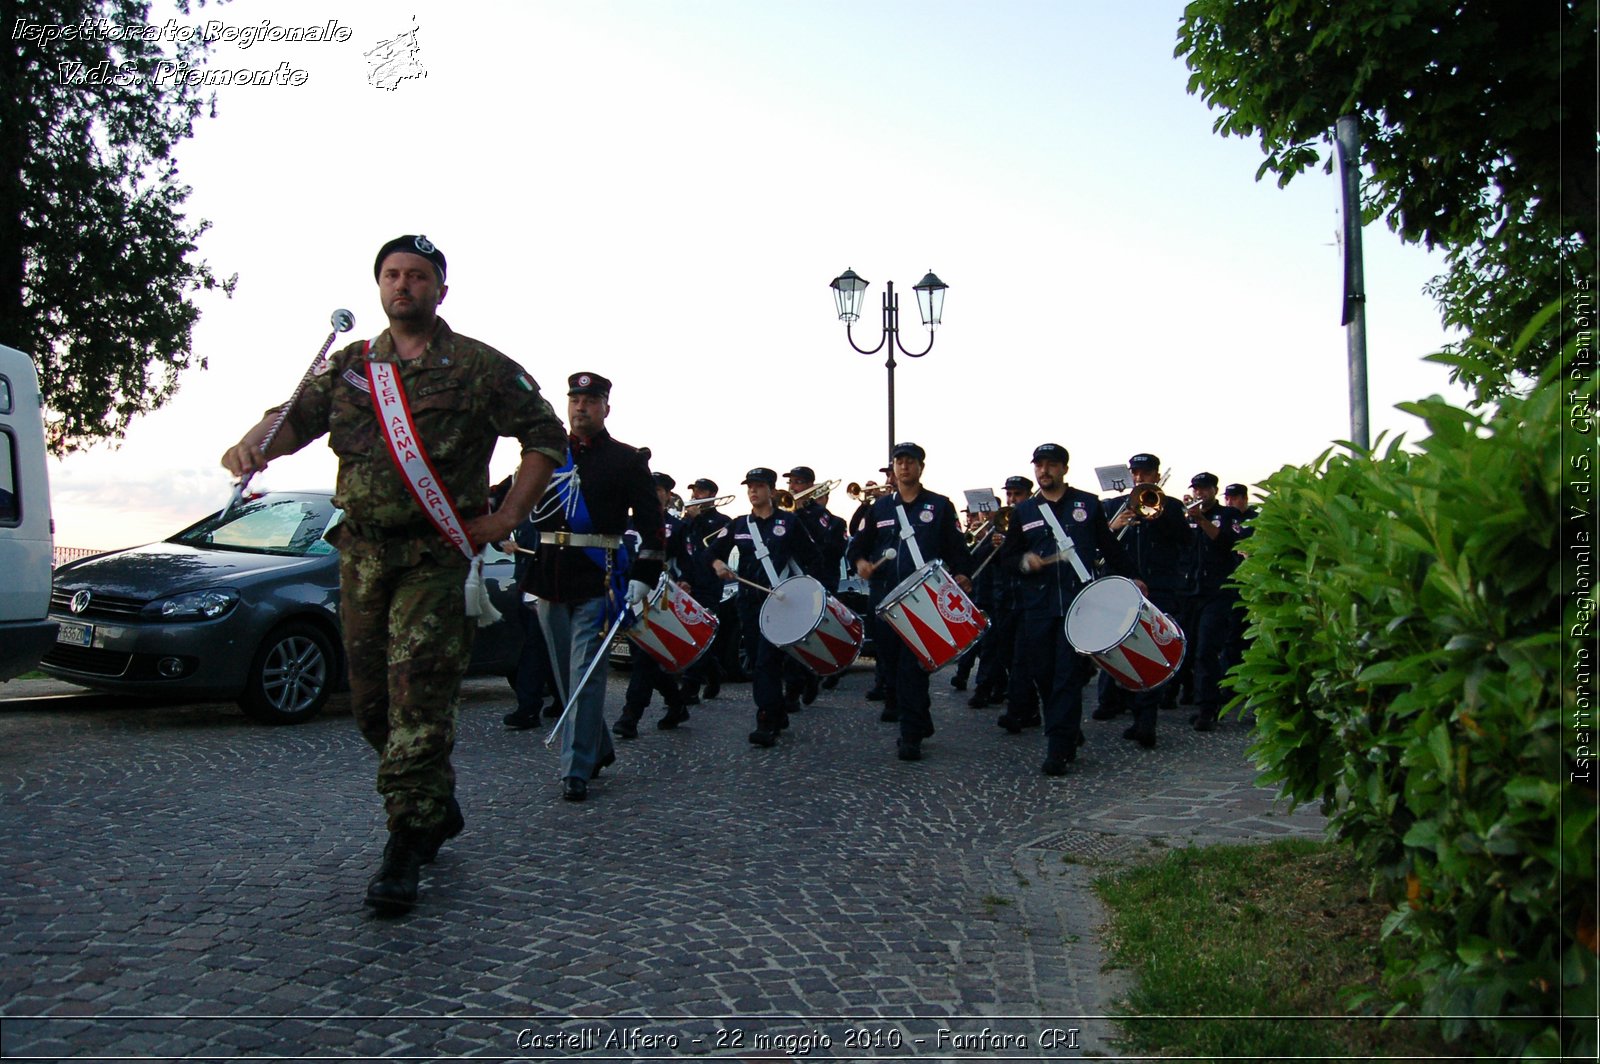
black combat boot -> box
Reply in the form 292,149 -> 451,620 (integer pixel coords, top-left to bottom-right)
418,796 -> 464,864
365,829 -> 428,913
658,700 -> 690,729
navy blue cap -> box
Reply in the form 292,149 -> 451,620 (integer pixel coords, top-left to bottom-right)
1032,443 -> 1069,464
1004,475 -> 1033,492
890,442 -> 925,461
1224,482 -> 1248,496
568,372 -> 611,398
784,465 -> 816,482
374,234 -> 446,283
691,477 -> 718,494
1129,453 -> 1160,471
1190,472 -> 1220,489
652,471 -> 676,491
741,467 -> 778,486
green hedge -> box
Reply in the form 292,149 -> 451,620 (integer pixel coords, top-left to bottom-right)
1227,324 -> 1595,1057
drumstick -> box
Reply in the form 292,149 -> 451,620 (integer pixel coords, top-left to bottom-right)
859,547 -> 898,579
723,571 -> 786,599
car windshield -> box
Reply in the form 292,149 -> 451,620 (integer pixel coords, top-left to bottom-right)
169,493 -> 340,557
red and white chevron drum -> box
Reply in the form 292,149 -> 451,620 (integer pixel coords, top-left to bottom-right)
625,575 -> 719,673
876,561 -> 989,673
1064,576 -> 1186,691
759,575 -> 864,676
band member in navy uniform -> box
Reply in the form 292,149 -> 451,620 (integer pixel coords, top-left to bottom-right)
848,468 -> 894,704
613,471 -> 690,738
707,467 -> 822,748
783,464 -> 847,705
970,475 -> 1033,710
526,372 -> 664,801
1221,482 -> 1256,680
1180,472 -> 1246,732
491,474 -> 559,729
998,443 -> 1139,776
845,442 -> 972,762
1096,452 -> 1187,748
679,477 -> 734,701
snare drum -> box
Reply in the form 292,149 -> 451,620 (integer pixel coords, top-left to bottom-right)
625,575 -> 719,674
876,561 -> 989,673
758,575 -> 864,676
1064,576 -> 1186,691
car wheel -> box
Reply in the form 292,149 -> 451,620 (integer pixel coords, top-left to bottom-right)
241,622 -> 334,725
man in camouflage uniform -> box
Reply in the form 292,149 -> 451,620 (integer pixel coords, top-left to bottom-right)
221,235 -> 566,914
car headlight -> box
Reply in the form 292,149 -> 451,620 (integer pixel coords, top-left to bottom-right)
151,589 -> 240,620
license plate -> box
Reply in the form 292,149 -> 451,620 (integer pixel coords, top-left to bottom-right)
56,620 -> 94,647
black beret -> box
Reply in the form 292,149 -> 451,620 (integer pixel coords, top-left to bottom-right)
374,234 -> 446,283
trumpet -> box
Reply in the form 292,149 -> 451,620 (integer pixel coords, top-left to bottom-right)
966,506 -> 1012,553
847,480 -> 894,502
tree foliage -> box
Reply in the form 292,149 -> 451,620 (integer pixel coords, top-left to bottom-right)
1176,0 -> 1596,394
0,0 -> 233,454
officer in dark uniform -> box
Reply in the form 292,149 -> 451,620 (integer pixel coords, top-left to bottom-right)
1220,482 -> 1256,692
845,442 -> 972,762
706,467 -> 822,747
526,372 -> 664,801
848,468 -> 894,704
1179,472 -> 1245,731
613,472 -> 690,738
783,465 -> 847,705
951,507 -> 994,693
1094,453 -> 1188,748
678,477 -> 734,701
970,475 -> 1032,710
491,475 -> 560,729
998,443 -> 1139,775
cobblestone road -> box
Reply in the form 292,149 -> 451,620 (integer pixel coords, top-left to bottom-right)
0,667 -> 1323,1061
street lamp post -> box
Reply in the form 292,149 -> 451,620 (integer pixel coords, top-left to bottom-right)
829,268 -> 948,464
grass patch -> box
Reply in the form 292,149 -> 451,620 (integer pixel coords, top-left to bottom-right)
1095,837 -> 1467,1059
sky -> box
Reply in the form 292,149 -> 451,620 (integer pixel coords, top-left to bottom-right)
43,0 -> 1467,551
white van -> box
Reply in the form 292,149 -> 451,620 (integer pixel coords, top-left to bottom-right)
0,345 -> 57,680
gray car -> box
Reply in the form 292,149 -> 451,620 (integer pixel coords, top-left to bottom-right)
40,491 -> 523,724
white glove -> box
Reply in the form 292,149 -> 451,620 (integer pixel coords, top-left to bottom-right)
626,579 -> 652,610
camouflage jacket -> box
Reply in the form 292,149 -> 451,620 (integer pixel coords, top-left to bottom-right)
278,318 -> 566,534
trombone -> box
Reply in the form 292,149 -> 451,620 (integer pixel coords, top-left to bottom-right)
847,480 -> 894,503
966,506 -> 1012,554
680,493 -> 733,513
1111,475 -> 1170,539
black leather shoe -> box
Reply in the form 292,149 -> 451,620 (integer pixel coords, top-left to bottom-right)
658,705 -> 689,730
1040,757 -> 1070,777
612,717 -> 639,739
1193,712 -> 1217,732
820,674 -> 841,690
802,676 -> 819,705
541,698 -> 563,719
1091,703 -> 1124,721
1123,724 -> 1157,748
879,707 -> 900,722
748,728 -> 777,747
684,694 -> 701,706
561,777 -> 587,801
950,675 -> 968,691
998,712 -> 1025,734
365,830 -> 427,913
897,740 -> 922,761
418,796 -> 464,864
703,676 -> 721,699
968,689 -> 991,709
589,751 -> 616,779
865,685 -> 885,702
503,706 -> 541,729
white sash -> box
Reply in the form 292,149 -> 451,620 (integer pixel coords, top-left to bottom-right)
745,515 -> 798,587
1038,499 -> 1093,584
367,358 -> 475,561
892,498 -> 927,569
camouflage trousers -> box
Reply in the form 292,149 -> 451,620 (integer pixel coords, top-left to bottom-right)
336,531 -> 472,834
